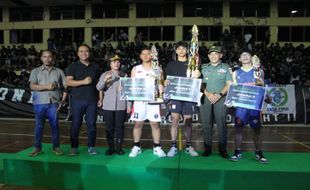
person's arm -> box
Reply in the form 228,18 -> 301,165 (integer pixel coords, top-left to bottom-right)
232,70 -> 237,85
96,73 -> 106,91
30,82 -> 57,91
131,66 -> 136,78
98,90 -> 103,108
66,76 -> 92,87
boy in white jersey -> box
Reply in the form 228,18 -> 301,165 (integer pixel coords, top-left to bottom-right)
128,47 -> 166,158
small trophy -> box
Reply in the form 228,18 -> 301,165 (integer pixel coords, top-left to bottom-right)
186,24 -> 200,78
252,55 -> 264,86
151,45 -> 164,103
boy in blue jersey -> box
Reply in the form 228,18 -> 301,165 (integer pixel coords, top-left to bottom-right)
230,49 -> 268,164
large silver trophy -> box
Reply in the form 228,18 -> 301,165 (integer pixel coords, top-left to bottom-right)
151,45 -> 164,103
186,24 -> 200,78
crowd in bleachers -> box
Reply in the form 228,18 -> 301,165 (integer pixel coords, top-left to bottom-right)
1,33 -> 310,89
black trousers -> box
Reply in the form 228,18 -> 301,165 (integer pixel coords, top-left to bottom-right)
103,110 -> 127,145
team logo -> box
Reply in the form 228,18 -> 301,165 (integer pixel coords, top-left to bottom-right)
268,87 -> 288,107
217,69 -> 227,73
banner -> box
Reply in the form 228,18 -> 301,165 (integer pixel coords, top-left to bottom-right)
262,85 -> 296,114
120,77 -> 155,101
164,76 -> 202,103
224,84 -> 266,110
0,84 -> 309,124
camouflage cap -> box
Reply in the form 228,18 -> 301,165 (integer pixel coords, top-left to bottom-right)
208,46 -> 222,54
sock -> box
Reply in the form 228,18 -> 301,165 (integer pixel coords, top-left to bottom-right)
186,142 -> 192,148
153,143 -> 160,148
134,142 -> 140,147
171,142 -> 177,148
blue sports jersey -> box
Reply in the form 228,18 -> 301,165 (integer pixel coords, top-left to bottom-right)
235,67 -> 256,85
234,67 -> 261,128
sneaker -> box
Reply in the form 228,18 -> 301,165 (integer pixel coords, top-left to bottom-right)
167,146 -> 178,157
230,149 -> 242,162
255,151 -> 268,164
28,148 -> 42,157
69,148 -> 78,156
153,147 -> 166,157
88,147 -> 98,155
185,146 -> 199,157
219,151 -> 229,159
52,147 -> 64,155
129,146 -> 141,157
202,144 -> 212,157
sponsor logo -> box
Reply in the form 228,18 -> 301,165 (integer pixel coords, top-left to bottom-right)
268,88 -> 288,107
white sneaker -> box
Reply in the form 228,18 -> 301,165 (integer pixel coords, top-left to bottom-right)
185,146 -> 199,157
129,146 -> 141,157
167,146 -> 178,157
153,147 -> 166,157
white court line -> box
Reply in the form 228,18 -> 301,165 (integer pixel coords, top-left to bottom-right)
272,130 -> 310,149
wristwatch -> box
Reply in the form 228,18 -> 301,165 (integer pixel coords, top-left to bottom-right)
219,92 -> 224,97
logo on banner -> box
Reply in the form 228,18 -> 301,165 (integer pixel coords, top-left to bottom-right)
268,88 -> 288,107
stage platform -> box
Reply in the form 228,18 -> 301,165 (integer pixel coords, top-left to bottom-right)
1,144 -> 310,190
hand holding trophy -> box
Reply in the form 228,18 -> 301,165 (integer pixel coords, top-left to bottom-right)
252,55 -> 264,86
151,45 -> 164,103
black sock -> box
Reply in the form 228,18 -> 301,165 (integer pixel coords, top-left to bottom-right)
186,142 -> 192,148
171,142 -> 177,148
134,142 -> 140,147
153,143 -> 160,148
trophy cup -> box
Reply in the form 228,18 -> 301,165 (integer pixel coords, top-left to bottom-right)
151,45 -> 164,103
186,24 -> 200,78
252,55 -> 264,86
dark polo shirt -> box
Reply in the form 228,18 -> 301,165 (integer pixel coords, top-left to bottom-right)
66,61 -> 100,102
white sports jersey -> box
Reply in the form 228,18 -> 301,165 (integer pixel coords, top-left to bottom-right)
134,64 -> 158,78
130,64 -> 161,122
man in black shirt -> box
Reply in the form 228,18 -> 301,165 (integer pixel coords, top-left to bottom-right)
165,41 -> 199,157
66,44 -> 101,156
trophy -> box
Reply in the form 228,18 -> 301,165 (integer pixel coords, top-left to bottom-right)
252,55 -> 264,86
151,45 -> 164,103
186,24 -> 200,78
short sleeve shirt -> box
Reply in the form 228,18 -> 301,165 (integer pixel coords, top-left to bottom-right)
29,65 -> 66,105
66,61 -> 100,101
201,62 -> 232,93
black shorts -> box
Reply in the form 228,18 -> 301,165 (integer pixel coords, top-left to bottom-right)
169,100 -> 197,115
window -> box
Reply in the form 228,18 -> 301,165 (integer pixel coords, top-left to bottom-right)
230,26 -> 269,42
136,26 -> 174,41
50,28 -> 84,45
278,26 -> 309,42
136,3 -> 175,18
0,8 -> 2,22
10,29 -> 42,44
183,26 -> 222,41
50,6 -> 84,20
230,2 -> 270,17
278,27 -> 290,41
92,27 -> 129,42
183,2 -> 222,17
9,7 -> 43,21
278,1 -> 309,17
306,27 -> 310,41
0,30 -> 3,44
92,4 -> 129,18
